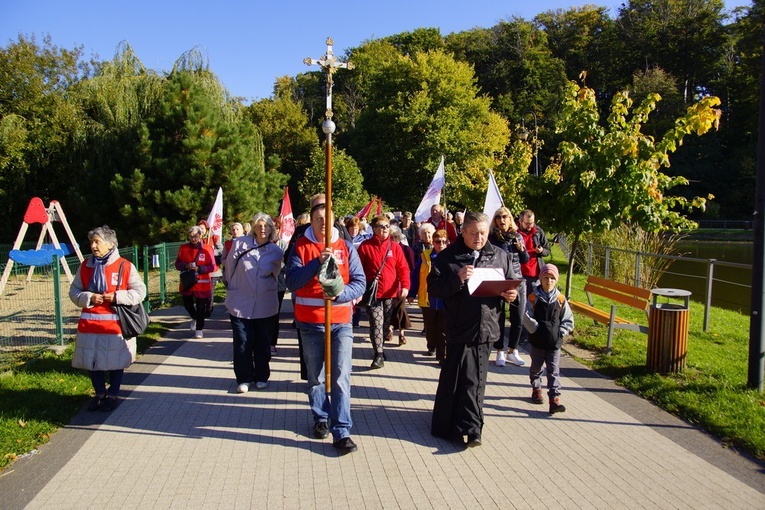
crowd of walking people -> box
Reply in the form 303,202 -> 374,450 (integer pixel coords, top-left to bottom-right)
68,194 -> 571,456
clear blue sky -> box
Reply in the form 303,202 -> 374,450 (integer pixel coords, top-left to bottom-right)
1,0 -> 749,103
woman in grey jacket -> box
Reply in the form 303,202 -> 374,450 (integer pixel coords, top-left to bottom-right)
224,213 -> 283,393
70,226 -> 146,412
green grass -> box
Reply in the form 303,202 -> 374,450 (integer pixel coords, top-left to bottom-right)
550,247 -> 765,460
0,320 -> 170,471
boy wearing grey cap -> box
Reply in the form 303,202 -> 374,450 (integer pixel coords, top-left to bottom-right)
523,263 -> 574,414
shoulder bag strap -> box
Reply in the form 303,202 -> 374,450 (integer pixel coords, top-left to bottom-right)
372,238 -> 393,282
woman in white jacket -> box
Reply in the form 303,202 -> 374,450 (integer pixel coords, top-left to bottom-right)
69,226 -> 146,412
224,213 -> 283,393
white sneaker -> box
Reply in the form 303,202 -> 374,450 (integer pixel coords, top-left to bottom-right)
255,381 -> 268,390
495,350 -> 507,367
508,350 -> 526,366
189,320 -> 196,332
237,383 -> 250,393
194,330 -> 203,339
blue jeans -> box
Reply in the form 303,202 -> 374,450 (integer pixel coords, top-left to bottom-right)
230,315 -> 274,384
300,324 -> 354,441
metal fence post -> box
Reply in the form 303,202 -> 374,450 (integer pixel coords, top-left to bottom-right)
142,244 -> 151,312
52,254 -> 64,345
635,252 -> 641,287
587,242 -> 592,275
605,246 -> 611,279
159,242 -> 167,305
705,260 -> 715,332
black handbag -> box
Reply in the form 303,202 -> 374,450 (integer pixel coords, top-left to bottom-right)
362,239 -> 392,307
179,246 -> 202,292
113,261 -> 150,338
179,269 -> 198,292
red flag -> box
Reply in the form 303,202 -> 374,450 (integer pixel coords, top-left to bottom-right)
356,196 -> 375,219
376,197 -> 383,216
279,187 -> 295,243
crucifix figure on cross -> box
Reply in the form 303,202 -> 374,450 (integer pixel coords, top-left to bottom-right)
304,37 -> 354,122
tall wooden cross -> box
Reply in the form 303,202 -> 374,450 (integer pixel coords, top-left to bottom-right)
304,38 -> 354,392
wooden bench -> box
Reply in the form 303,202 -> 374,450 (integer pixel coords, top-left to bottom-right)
569,275 -> 652,353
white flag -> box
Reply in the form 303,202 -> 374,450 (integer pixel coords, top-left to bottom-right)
414,156 -> 445,223
483,170 -> 504,217
206,187 -> 223,241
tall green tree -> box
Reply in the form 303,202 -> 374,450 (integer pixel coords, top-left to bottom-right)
248,84 -> 318,212
298,145 -> 369,217
529,80 -> 721,295
343,43 -> 510,211
535,6 -> 625,101
111,69 -> 285,244
0,34 -> 89,239
617,0 -> 729,104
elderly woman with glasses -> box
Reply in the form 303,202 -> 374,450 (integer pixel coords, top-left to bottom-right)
69,226 -> 147,412
409,226 -> 449,363
224,212 -> 283,393
488,206 -> 530,367
175,225 -> 216,339
357,215 -> 411,369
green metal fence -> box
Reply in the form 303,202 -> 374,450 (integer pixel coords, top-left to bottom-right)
0,242 -> 185,369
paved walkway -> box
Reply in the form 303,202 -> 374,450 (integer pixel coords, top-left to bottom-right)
2,299 -> 764,509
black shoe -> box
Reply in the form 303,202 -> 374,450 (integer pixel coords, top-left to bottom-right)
466,433 -> 482,448
426,349 -> 436,356
549,397 -> 566,415
313,421 -> 329,439
100,396 -> 119,412
87,395 -> 104,411
332,437 -> 358,455
531,389 -> 544,404
370,354 -> 384,369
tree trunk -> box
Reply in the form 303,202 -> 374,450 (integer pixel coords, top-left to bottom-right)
565,235 -> 580,300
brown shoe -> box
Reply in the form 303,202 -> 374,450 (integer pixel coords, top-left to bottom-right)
549,397 -> 566,415
398,333 -> 407,345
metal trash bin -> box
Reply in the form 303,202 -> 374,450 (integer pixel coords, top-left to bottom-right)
647,288 -> 691,374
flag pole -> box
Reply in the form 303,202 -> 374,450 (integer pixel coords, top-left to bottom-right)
305,38 -> 354,394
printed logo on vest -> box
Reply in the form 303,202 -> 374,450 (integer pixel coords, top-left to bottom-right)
111,273 -> 119,286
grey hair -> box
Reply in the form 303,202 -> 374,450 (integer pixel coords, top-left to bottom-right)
251,212 -> 277,242
389,225 -> 403,242
88,225 -> 118,248
188,225 -> 202,237
418,223 -> 436,236
463,211 -> 489,228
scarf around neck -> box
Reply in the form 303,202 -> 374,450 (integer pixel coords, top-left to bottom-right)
88,249 -> 115,293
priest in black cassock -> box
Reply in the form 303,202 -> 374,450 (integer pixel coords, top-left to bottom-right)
427,211 -> 519,447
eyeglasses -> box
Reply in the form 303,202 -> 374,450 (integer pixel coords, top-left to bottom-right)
434,240 -> 448,245
375,225 -> 390,230
495,215 -> 509,220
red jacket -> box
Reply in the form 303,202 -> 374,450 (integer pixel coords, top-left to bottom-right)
357,236 -> 411,298
426,217 -> 457,243
175,242 -> 215,297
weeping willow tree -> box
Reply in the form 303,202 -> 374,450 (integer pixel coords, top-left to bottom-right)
109,48 -> 286,243
71,41 -> 164,233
